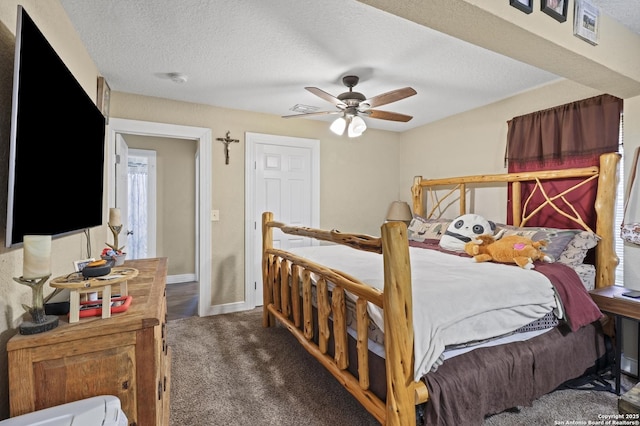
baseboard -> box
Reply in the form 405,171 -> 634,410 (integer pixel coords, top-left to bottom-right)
205,301 -> 254,316
162,274 -> 253,316
166,273 -> 196,284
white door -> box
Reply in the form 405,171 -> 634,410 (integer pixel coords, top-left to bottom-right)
246,133 -> 320,308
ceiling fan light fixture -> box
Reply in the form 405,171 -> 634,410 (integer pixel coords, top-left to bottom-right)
287,75 -> 415,132
348,115 -> 367,137
330,116 -> 347,135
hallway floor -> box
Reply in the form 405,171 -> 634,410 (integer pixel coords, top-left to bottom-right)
166,281 -> 198,321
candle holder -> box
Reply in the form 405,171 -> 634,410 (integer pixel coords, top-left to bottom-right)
106,223 -> 125,252
104,223 -> 127,266
13,274 -> 59,335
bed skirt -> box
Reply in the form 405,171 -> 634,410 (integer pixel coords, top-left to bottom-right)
307,311 -> 610,425
422,320 -> 611,425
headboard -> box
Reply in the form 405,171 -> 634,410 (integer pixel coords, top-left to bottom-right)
410,153 -> 620,288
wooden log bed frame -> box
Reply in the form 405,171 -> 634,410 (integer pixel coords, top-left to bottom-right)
261,152 -> 620,425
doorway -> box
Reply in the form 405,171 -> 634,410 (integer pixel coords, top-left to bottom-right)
127,148 -> 157,259
108,118 -> 213,317
245,132 -> 320,309
113,134 -> 158,261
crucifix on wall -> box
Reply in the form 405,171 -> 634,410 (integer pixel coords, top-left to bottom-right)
216,131 -> 240,165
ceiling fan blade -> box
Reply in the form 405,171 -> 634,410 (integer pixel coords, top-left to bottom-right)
366,109 -> 413,122
305,87 -> 346,108
282,111 -> 342,119
361,87 -> 417,109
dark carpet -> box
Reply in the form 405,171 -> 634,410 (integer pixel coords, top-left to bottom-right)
168,310 -> 629,425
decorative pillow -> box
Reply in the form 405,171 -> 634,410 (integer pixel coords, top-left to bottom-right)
407,216 -> 451,242
439,214 -> 496,252
557,231 -> 600,266
496,225 -> 581,262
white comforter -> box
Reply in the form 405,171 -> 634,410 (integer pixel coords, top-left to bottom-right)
288,244 -> 558,380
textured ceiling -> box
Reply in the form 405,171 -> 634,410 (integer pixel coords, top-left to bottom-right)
58,0 -> 639,133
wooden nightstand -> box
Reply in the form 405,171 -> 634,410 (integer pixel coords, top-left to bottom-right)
589,286 -> 640,395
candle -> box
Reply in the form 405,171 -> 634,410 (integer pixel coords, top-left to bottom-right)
23,235 -> 52,279
109,208 -> 122,226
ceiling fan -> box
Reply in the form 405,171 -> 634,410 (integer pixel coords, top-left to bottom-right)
283,75 -> 417,137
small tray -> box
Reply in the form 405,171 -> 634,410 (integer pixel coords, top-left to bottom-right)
50,268 -> 138,323
77,295 -> 133,318
51,267 -> 139,290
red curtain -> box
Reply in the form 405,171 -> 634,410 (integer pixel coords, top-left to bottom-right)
506,94 -> 622,231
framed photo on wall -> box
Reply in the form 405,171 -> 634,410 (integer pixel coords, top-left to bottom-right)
541,0 -> 568,22
510,0 -> 533,14
574,0 -> 600,45
97,76 -> 111,124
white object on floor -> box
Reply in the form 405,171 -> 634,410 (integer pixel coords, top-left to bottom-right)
0,395 -> 127,426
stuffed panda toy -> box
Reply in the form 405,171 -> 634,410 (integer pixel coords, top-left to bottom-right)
439,214 -> 496,252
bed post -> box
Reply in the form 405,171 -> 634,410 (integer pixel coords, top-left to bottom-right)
262,211 -> 275,327
595,152 -> 621,288
381,221 -> 416,426
412,176 -> 424,217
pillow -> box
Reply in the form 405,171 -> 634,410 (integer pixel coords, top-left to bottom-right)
439,214 -> 496,252
496,225 -> 581,262
407,216 -> 451,242
557,231 -> 600,266
572,263 -> 596,291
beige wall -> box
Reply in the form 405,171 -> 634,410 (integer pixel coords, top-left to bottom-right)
110,93 -> 401,235
110,92 -> 401,305
121,134 -> 197,277
1,0 -> 640,420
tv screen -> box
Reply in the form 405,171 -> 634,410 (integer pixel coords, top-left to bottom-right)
6,6 -> 106,247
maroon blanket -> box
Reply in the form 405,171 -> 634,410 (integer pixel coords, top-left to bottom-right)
533,262 -> 602,331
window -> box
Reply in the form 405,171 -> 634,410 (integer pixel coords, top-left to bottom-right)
615,115 -> 625,286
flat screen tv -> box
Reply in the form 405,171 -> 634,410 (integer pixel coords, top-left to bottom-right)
6,6 -> 106,248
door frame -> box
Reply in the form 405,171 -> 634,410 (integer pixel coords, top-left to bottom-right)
108,118 -> 213,317
244,132 -> 320,309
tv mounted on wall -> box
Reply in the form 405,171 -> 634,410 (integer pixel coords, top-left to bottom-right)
6,6 -> 106,248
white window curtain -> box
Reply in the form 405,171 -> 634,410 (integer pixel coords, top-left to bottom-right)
128,161 -> 148,259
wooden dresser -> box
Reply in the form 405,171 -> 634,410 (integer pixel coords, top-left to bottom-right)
7,258 -> 171,426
